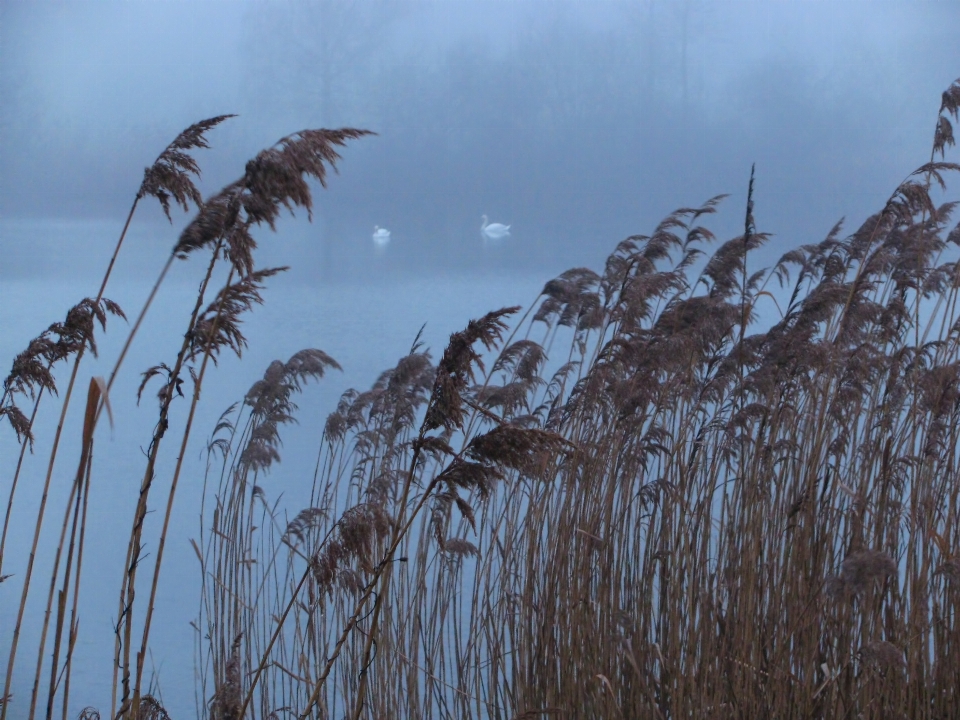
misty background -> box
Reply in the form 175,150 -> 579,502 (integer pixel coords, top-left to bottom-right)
3,1 -> 959,281
1,1 -> 959,716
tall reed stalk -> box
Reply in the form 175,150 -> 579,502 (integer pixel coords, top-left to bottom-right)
186,78 -> 960,720
2,116 -> 234,720
4,77 -> 960,720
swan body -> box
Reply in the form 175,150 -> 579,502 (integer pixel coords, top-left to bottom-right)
372,225 -> 391,246
481,215 -> 510,240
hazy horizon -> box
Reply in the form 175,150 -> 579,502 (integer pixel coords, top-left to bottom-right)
3,1 -> 959,281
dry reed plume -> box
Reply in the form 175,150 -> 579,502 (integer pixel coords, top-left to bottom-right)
191,78 -> 960,719
3,79 -> 960,720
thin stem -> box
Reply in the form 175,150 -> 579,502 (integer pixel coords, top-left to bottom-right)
3,346 -> 84,720
114,241 -> 222,720
348,428 -> 430,719
1,197 -> 138,720
300,466 -> 449,719
0,390 -> 43,575
60,442 -> 94,720
108,253 -> 176,719
132,264 -> 236,710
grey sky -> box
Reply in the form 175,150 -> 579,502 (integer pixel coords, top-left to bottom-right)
1,1 -> 959,279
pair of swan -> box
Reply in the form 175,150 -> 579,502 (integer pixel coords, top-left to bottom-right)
372,215 -> 511,245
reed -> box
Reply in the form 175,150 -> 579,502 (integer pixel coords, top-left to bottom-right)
191,78 -> 960,719
2,78 -> 960,719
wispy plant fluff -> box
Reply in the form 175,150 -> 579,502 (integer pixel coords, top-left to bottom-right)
110,125 -> 370,719
176,128 -> 372,275
0,299 -> 124,446
7,78 -> 960,720
1,114 -> 235,720
138,115 -> 236,221
190,79 -> 960,719
240,349 -> 341,473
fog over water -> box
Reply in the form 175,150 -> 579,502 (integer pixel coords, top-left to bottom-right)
1,1 -> 959,717
3,1 -> 960,276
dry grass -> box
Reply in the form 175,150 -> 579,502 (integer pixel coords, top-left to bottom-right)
3,80 -> 960,719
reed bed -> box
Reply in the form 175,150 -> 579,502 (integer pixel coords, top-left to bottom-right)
3,80 -> 960,719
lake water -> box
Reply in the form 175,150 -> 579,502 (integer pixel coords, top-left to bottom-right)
0,218 -> 552,718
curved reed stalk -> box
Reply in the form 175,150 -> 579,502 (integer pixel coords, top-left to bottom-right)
6,78 -> 960,720
114,239 -> 225,719
0,116 -> 232,720
112,126 -> 371,719
2,300 -> 122,720
183,78 -> 960,720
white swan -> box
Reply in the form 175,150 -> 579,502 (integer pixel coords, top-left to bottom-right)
372,225 -> 391,246
481,215 -> 510,240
